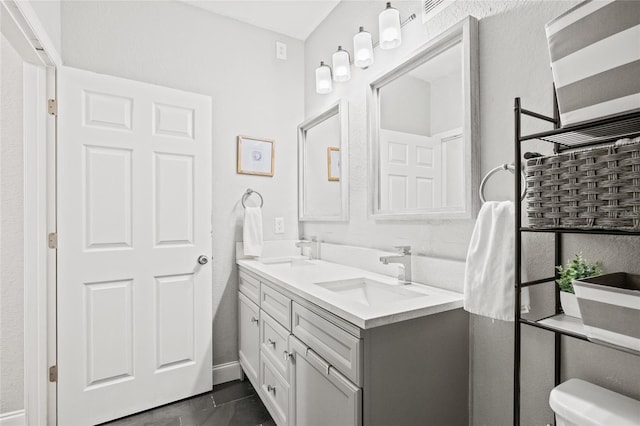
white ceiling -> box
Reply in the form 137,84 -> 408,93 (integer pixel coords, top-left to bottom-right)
178,0 -> 342,40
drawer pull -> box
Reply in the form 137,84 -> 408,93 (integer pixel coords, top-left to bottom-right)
267,338 -> 276,348
283,350 -> 293,361
250,317 -> 259,325
267,384 -> 276,393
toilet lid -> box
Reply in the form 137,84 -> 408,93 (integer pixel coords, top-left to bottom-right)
549,379 -> 640,426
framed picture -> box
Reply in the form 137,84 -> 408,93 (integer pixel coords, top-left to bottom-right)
327,147 -> 340,181
237,135 -> 274,176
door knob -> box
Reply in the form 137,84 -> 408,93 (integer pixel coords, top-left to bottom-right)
197,255 -> 208,265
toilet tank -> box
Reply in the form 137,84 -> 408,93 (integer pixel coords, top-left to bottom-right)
549,378 -> 640,426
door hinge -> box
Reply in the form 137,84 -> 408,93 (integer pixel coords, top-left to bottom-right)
47,99 -> 57,116
48,232 -> 58,249
49,365 -> 58,382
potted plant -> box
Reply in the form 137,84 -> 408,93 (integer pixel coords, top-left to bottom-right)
556,253 -> 602,318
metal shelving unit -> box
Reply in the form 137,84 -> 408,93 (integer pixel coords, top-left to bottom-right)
512,98 -> 640,426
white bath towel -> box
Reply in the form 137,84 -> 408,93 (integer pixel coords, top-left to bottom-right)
243,207 -> 263,257
463,201 -> 530,322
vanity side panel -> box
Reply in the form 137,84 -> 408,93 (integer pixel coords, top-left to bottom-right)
363,308 -> 469,426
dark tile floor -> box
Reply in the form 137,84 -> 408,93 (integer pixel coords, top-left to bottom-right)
102,380 -> 274,426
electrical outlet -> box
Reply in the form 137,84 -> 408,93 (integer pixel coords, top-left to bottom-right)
276,42 -> 287,60
274,217 -> 285,234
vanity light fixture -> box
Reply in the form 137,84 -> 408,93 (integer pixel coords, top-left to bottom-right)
379,2 -> 402,50
315,61 -> 333,94
332,46 -> 351,82
353,26 -> 374,69
315,11 -> 416,90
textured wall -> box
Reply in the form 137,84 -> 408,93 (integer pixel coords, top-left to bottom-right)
61,1 -> 304,366
0,33 -> 25,414
302,1 -> 640,425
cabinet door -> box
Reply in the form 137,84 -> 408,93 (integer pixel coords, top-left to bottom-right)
289,336 -> 361,426
238,292 -> 260,386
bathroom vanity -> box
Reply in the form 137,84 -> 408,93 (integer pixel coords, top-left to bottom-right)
236,257 -> 469,426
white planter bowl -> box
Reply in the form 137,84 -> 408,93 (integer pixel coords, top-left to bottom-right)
560,291 -> 582,318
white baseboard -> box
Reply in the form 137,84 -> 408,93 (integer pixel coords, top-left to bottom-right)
212,361 -> 242,385
0,410 -> 25,426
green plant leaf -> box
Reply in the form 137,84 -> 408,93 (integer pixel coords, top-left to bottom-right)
555,253 -> 602,294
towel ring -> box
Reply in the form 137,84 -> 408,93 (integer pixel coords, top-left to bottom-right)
241,188 -> 264,208
479,164 -> 526,204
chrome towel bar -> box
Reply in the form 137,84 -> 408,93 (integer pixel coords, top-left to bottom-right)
479,164 -> 526,203
241,188 -> 264,208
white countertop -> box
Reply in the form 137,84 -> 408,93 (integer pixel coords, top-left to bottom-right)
237,258 -> 464,329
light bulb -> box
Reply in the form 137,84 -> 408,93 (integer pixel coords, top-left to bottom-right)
353,26 -> 374,69
379,2 -> 401,50
315,61 -> 333,94
332,46 -> 351,82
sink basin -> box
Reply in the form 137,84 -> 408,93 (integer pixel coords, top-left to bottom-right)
314,278 -> 428,307
259,256 -> 314,267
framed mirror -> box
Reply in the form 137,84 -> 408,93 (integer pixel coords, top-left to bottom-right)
368,16 -> 479,220
298,100 -> 349,221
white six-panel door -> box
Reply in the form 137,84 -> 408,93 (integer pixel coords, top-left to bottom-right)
58,67 -> 212,425
379,128 -> 442,211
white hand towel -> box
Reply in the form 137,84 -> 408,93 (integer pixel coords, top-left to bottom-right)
463,201 -> 530,322
243,207 -> 263,257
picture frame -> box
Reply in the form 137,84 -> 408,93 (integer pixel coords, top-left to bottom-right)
327,147 -> 340,181
237,135 -> 275,177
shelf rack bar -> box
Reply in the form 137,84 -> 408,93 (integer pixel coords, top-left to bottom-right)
513,97 -> 523,426
519,110 -> 640,148
552,89 -> 563,398
521,227 -> 640,236
521,277 -> 555,287
520,318 -> 590,342
520,108 -> 557,123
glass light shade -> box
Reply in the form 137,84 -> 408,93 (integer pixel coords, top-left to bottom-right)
332,46 -> 351,82
379,2 -> 401,50
353,27 -> 374,69
315,61 -> 333,94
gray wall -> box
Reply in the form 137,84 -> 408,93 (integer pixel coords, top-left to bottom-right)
0,33 -> 25,414
430,71 -> 462,135
302,1 -> 640,425
61,1 -> 304,367
380,74 -> 431,136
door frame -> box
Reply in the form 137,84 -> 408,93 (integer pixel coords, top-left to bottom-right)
1,1 -> 59,425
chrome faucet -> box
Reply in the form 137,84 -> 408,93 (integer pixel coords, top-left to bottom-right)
296,237 -> 320,260
380,246 -> 412,284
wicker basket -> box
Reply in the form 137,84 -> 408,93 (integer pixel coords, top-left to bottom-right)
526,137 -> 640,231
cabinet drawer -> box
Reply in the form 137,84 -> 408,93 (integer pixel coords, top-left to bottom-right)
292,303 -> 362,386
261,311 -> 290,379
261,283 -> 291,331
239,270 -> 260,304
260,353 -> 290,426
